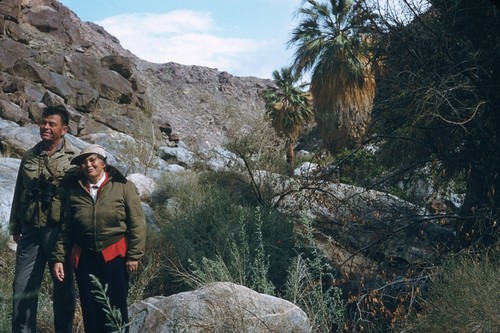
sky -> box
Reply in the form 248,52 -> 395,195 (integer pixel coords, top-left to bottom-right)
58,0 -> 303,79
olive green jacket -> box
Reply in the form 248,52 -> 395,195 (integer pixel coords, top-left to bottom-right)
9,139 -> 80,235
53,166 -> 146,263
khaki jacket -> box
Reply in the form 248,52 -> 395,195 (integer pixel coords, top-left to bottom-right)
9,139 -> 80,235
53,166 -> 146,262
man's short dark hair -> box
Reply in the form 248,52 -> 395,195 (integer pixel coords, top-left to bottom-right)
42,106 -> 70,126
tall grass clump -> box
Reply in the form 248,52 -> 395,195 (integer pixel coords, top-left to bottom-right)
404,252 -> 500,333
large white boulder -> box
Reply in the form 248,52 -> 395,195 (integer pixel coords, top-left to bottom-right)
129,282 -> 310,333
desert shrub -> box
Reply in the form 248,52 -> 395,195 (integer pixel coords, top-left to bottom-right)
185,206 -> 276,295
285,255 -> 344,333
404,253 -> 500,333
128,229 -> 164,303
160,173 -> 295,294
224,115 -> 288,176
90,275 -> 129,333
287,217 -> 345,333
334,148 -> 383,188
154,170 -> 347,332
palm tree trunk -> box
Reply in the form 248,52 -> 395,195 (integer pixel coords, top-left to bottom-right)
286,139 -> 295,177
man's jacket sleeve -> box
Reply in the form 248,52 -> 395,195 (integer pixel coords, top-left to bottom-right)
9,163 -> 24,235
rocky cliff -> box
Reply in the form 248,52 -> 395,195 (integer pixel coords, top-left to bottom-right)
0,0 -> 272,155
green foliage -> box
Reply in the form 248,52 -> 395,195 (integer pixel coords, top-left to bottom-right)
262,67 -> 312,142
371,0 -> 500,246
224,115 -> 289,177
128,230 -> 164,303
154,171 -> 207,225
160,173 -> 295,293
285,256 -> 344,333
262,66 -> 313,176
334,148 -> 384,188
186,207 -> 275,295
90,275 -> 129,333
404,253 -> 500,333
288,217 -> 345,333
289,0 -> 376,153
158,169 -> 347,332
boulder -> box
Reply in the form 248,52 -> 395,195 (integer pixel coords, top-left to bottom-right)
5,58 -> 53,86
0,39 -> 35,69
98,68 -> 133,102
157,146 -> 195,167
47,72 -> 99,112
264,172 -> 455,273
21,1 -> 90,47
0,157 -> 20,234
0,0 -> 20,23
127,173 -> 157,201
101,55 -> 134,79
129,282 -> 310,333
0,97 -> 29,124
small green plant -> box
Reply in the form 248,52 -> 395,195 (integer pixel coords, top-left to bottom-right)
334,147 -> 383,188
90,275 -> 129,333
186,207 -> 275,295
287,217 -> 345,333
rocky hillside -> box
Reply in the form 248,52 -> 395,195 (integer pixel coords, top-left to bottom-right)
0,0 -> 272,155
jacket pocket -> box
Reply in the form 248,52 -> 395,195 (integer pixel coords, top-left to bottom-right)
22,200 -> 38,224
49,197 -> 61,223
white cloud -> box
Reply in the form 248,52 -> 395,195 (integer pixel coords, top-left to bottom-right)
97,10 -> 288,78
98,10 -> 214,34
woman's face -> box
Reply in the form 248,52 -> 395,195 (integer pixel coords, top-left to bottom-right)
80,154 -> 106,183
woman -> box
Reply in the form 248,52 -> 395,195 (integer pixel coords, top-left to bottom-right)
53,144 -> 146,333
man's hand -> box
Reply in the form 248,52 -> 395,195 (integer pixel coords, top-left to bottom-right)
53,262 -> 65,282
126,260 -> 139,274
13,234 -> 21,243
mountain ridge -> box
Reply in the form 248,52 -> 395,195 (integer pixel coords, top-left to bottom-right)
1,0 -> 273,153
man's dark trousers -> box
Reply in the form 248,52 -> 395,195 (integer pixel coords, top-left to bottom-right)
12,226 -> 75,333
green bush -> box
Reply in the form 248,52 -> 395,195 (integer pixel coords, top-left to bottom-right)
154,170 -> 346,332
404,253 -> 500,333
335,148 -> 383,188
160,172 -> 295,294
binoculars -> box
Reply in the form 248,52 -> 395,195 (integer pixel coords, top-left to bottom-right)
26,174 -> 56,204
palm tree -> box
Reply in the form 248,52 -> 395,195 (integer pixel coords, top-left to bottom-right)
262,67 -> 313,176
289,0 -> 376,154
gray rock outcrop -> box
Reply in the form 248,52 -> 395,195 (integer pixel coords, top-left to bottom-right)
0,157 -> 20,234
1,0 -> 272,155
129,282 -> 311,333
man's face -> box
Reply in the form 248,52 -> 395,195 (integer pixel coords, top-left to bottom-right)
39,114 -> 68,143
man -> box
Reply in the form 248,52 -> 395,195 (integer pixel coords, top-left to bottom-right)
9,106 -> 78,333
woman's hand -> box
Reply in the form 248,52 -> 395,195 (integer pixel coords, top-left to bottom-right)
53,262 -> 65,282
126,260 -> 139,274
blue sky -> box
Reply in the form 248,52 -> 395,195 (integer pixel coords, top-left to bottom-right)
58,0 -> 303,79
